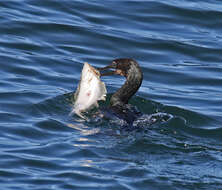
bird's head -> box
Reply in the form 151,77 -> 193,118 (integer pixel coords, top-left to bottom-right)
98,58 -> 136,78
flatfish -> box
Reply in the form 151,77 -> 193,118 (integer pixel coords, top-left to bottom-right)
71,62 -> 107,118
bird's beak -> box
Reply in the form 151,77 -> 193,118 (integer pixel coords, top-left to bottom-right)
97,63 -> 117,77
97,62 -> 125,77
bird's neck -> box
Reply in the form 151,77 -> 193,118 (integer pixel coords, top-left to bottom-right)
110,63 -> 143,107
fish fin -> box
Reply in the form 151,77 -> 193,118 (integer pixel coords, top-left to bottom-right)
69,107 -> 88,120
74,63 -> 88,101
98,81 -> 107,101
76,112 -> 88,120
74,82 -> 81,101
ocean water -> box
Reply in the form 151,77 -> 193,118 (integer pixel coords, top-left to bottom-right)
0,0 -> 222,189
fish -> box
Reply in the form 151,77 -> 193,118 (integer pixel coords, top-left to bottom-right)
71,62 -> 107,118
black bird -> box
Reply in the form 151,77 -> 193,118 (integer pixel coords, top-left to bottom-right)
98,58 -> 143,127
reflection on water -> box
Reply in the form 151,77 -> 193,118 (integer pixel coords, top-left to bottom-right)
68,123 -> 101,137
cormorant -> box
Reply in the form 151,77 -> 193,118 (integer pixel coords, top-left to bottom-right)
98,58 -> 143,127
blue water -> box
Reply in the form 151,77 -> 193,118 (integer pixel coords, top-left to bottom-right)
0,1 -> 222,189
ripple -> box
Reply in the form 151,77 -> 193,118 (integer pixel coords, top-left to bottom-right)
0,0 -> 222,189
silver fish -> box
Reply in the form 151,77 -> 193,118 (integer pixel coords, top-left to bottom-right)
71,62 -> 107,118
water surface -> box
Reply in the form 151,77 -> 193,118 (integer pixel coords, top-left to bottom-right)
0,0 -> 222,189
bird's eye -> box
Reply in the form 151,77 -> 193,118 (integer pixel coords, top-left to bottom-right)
111,61 -> 117,68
